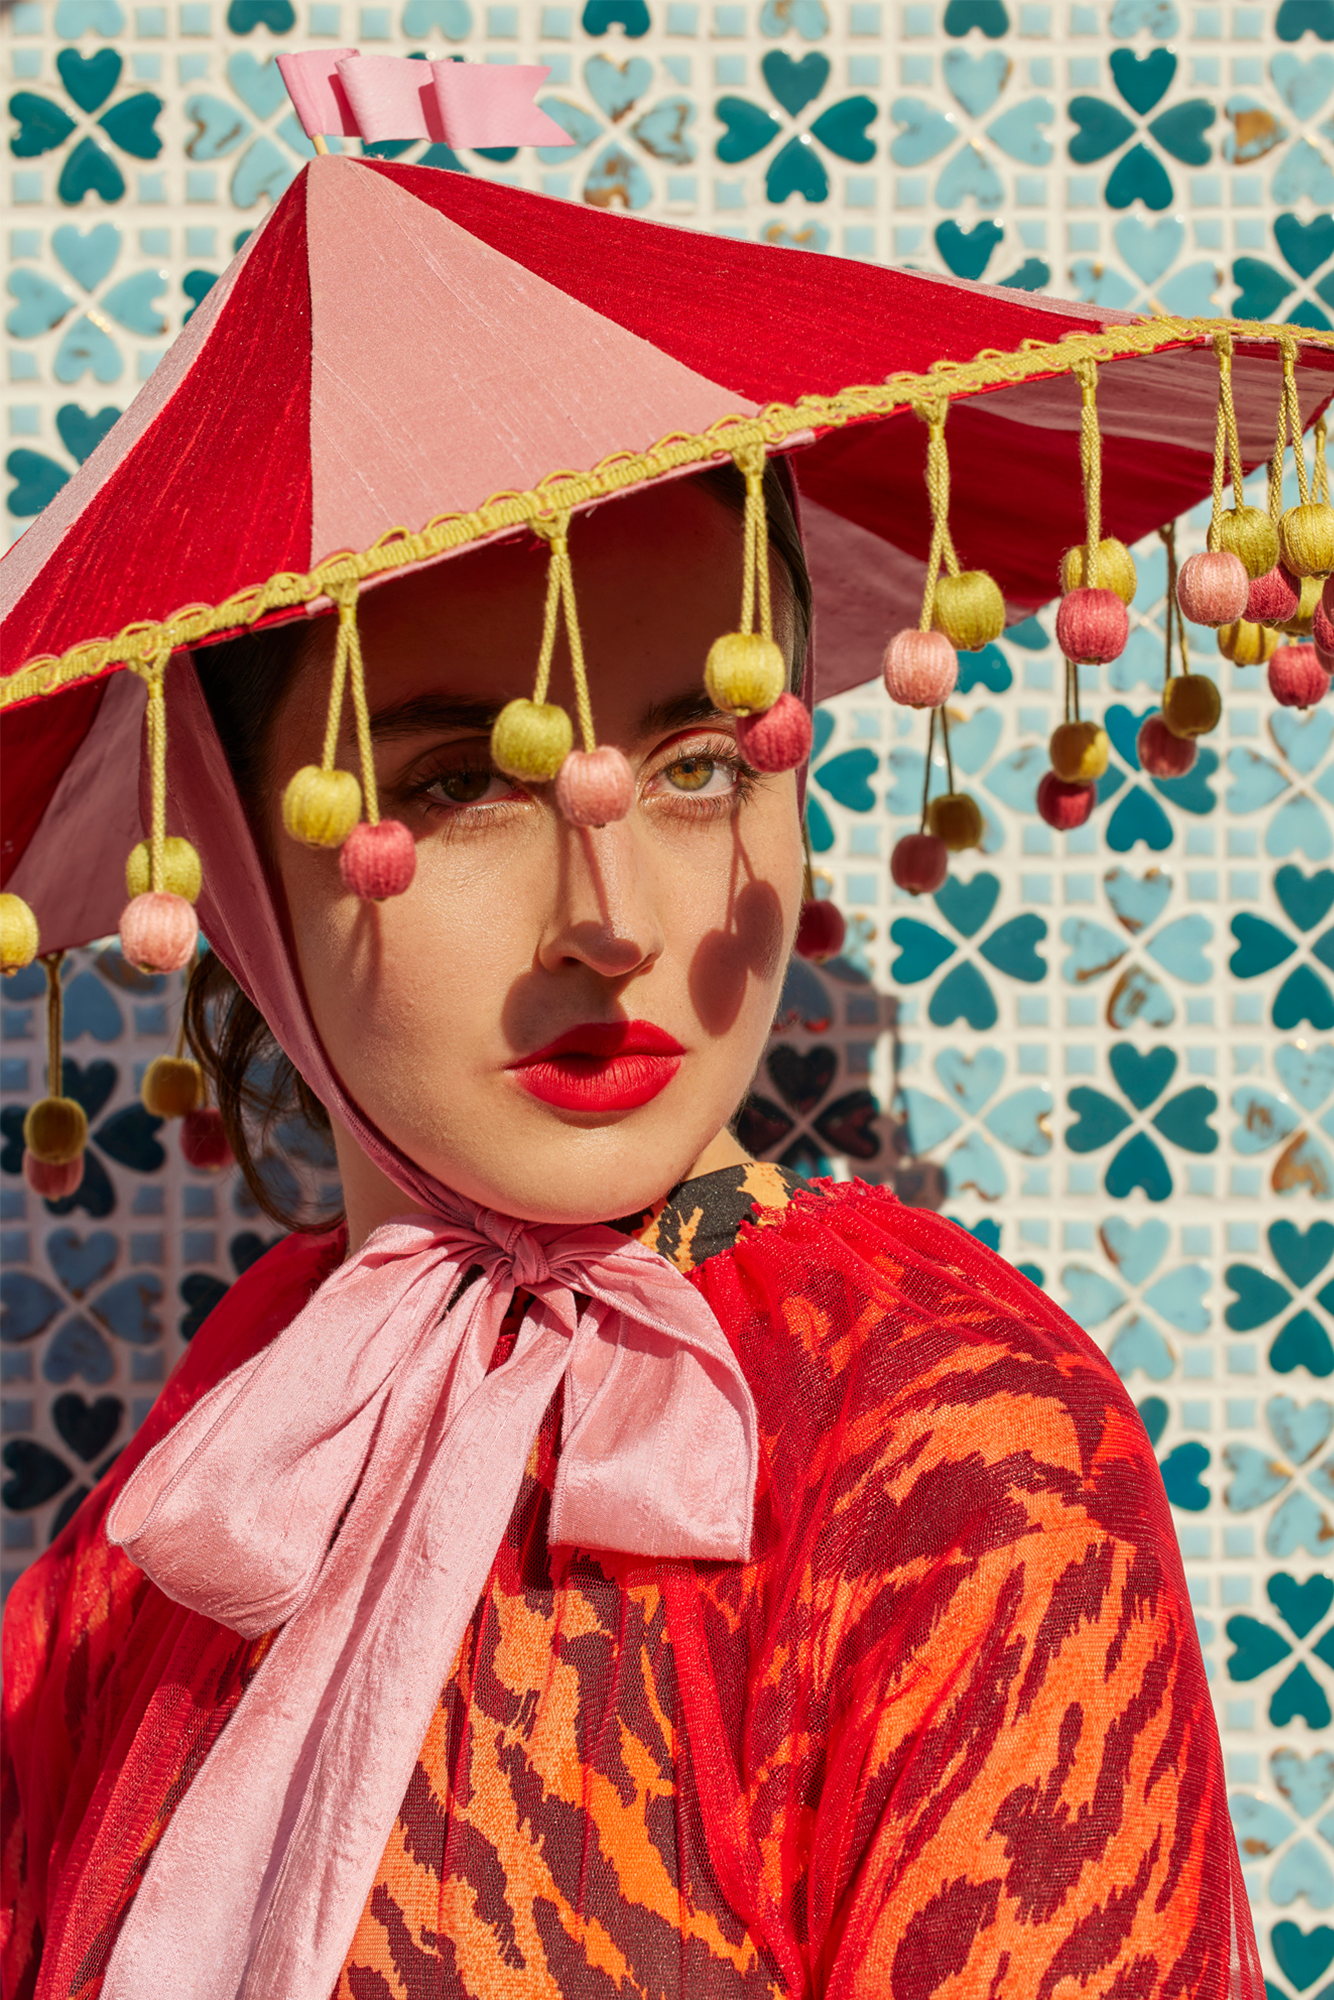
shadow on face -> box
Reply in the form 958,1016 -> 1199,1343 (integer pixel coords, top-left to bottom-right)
267,476 -> 806,1230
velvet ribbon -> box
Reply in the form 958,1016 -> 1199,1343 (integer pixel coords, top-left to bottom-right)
98,663 -> 760,1996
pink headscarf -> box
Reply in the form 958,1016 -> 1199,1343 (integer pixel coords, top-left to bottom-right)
102,660 -> 760,1999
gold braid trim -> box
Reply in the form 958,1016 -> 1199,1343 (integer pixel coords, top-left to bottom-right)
4,312 -> 1333,712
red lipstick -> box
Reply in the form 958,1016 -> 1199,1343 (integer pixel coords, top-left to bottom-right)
508,1020 -> 684,1113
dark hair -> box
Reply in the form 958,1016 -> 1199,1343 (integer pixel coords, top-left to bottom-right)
187,461 -> 812,1230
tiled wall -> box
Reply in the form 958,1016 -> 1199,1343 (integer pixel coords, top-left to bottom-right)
6,0 -> 1334,1984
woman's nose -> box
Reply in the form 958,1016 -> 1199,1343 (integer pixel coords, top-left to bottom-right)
537,819 -> 664,981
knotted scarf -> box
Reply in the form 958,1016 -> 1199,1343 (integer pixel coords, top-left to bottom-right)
96,662 -> 760,1998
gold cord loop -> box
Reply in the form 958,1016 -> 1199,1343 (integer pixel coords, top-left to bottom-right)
1073,357 -> 1102,588
912,397 -> 959,631
532,515 -> 594,753
43,951 -> 65,1099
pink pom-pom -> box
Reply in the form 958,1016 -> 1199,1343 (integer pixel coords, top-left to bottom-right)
1037,771 -> 1096,830
1136,716 -> 1198,778
119,891 -> 198,973
1318,640 -> 1334,675
339,820 -> 417,900
23,1151 -> 84,1200
1176,549 -> 1249,628
890,833 -> 949,896
181,1107 -> 234,1170
795,899 -> 846,963
1055,588 -> 1129,665
1269,644 -> 1331,710
1314,582 -> 1334,656
1248,562 -> 1302,627
736,693 -> 812,773
554,747 -> 635,827
882,629 -> 958,708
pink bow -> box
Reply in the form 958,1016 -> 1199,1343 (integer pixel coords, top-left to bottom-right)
276,47 -> 573,148
102,1202 -> 757,1999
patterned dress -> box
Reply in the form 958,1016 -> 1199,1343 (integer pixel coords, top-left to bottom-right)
2,1171 -> 1260,1998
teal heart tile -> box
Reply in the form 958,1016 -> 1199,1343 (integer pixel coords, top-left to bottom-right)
983,745 -> 1045,813
1230,1792 -> 1296,1857
943,1130 -> 1006,1200
61,971 -> 123,1042
1222,1442 -> 1291,1510
946,711 -> 1002,776
1096,764 -> 1126,809
403,0 -> 472,29
1277,865 -> 1334,933
1107,962 -> 1176,1028
1230,913 -> 1296,980
231,135 -> 298,210
942,46 -> 1009,115
943,0 -> 1009,32
0,1272 -> 65,1345
1068,92 -> 1135,163
1146,914 -> 1212,985
1104,865 -> 1172,935
184,92 -> 254,163
1106,143 -> 1175,212
1272,52 -> 1334,119
761,49 -> 829,114
1275,966 -> 1334,1032
1277,1044 -> 1334,1111
1137,1394 -> 1169,1446
809,95 -> 876,163
812,711 -> 834,758
1232,1084 -> 1301,1154
1148,98 -> 1214,166
1233,254 -> 1295,321
1156,259 -> 1222,315
57,136 -> 126,206
1226,1262 -> 1293,1330
1270,1219 -> 1334,1289
806,793 -> 834,852
54,0 -> 125,26
585,53 -> 653,120
1061,1264 -> 1126,1328
56,402 -> 121,464
98,92 -> 164,162
9,90 -> 77,160
1273,1747 -> 1334,1817
928,961 -> 998,1030
42,1149 -> 114,1220
4,450 -> 68,517
936,141 -> 1003,207
1270,1489 -> 1334,1557
889,94 -> 957,168
1272,1408 -> 1328,1472
774,957 -> 833,1035
1226,1611 -> 1294,1681
1274,136 -> 1334,206
979,913 -> 1046,983
41,1315 -> 115,1385
1110,0 -> 1179,30
51,222 -> 121,292
934,218 -> 1002,279
1277,209 -> 1334,279
958,645 -> 1011,695
90,1272 -> 163,1346
1276,0 -> 1334,39
56,47 -> 122,113
1159,1441 -> 1210,1511
934,871 -> 1000,938
1106,1133 -> 1172,1201
1113,214 -> 1184,284
1100,1215 -> 1169,1284
983,1086 -> 1053,1157
629,97 -> 694,165
1271,1572 -> 1334,1639
986,96 -> 1052,164
1061,916 -> 1127,983
225,51 -> 289,121
99,271 -> 166,336
1110,45 -> 1176,112
899,1086 -> 962,1152
1273,1919 -> 1334,1991
812,746 -> 877,811
1272,1308 -> 1334,1378
1152,1084 -> 1217,1154
1272,706 -> 1334,777
760,218 -> 831,250
765,134 -> 828,201
934,1046 -> 1004,1112
1272,1835 -> 1334,1907
226,0 -> 296,28
767,1044 -> 836,1114
1227,745 -> 1290,813
1142,1263 -> 1209,1333
53,1390 -> 122,1464
716,93 -> 783,163
1110,1041 -> 1176,1110
890,916 -> 956,985
1066,1086 -> 1133,1153
1106,786 -> 1173,853
5,270 -> 76,338
759,0 -> 829,32
1107,1312 -> 1174,1381
46,1228 -> 117,1299
537,96 -> 603,162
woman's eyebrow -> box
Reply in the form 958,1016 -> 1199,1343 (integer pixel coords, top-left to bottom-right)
367,694 -> 502,740
636,690 -> 730,737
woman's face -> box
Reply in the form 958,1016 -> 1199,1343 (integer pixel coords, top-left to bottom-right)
267,478 -> 805,1229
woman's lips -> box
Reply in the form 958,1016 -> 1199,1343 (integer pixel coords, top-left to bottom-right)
508,1021 -> 685,1113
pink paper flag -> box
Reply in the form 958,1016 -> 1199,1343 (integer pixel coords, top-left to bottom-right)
336,53 -> 436,141
431,61 -> 570,147
275,48 -> 359,138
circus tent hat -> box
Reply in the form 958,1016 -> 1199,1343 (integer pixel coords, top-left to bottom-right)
2,104 -> 1334,981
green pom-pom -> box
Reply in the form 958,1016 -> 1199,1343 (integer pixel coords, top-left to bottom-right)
704,633 -> 785,716
282,766 -> 362,848
491,700 -> 574,782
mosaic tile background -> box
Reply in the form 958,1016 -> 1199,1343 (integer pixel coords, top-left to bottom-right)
6,0 -> 1334,1982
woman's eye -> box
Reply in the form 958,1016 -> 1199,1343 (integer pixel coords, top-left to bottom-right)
659,756 -> 734,796
424,768 -> 509,807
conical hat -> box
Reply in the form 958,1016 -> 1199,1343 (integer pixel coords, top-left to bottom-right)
2,153 -> 1333,953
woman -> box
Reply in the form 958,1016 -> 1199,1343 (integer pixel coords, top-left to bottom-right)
1,148 -> 1263,1999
